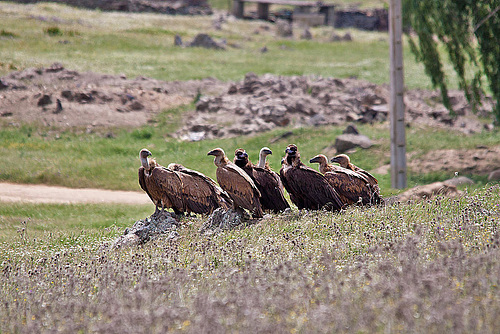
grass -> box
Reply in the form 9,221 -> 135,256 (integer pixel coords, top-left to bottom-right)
1,118 -> 499,196
0,202 -> 153,242
0,1 -> 452,90
0,185 -> 499,332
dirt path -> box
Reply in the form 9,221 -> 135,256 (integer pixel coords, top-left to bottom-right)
0,182 -> 151,205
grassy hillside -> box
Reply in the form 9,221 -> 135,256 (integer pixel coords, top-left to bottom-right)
0,185 -> 499,332
0,1 -> 453,89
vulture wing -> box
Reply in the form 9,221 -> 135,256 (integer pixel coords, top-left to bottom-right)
138,166 -> 156,205
253,166 -> 290,212
149,166 -> 185,213
324,168 -> 373,206
282,164 -> 343,211
175,165 -> 232,214
217,163 -> 263,217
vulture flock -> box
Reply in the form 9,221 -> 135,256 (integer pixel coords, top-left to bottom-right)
138,144 -> 382,219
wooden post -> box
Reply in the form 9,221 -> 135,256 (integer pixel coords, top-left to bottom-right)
389,0 -> 407,189
257,3 -> 270,20
232,0 -> 244,18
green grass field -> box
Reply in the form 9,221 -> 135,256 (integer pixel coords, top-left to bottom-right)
0,1 -> 457,89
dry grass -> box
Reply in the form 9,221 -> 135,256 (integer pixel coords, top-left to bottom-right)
1,185 -> 499,332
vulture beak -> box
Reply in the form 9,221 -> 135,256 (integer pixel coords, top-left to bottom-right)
207,150 -> 217,156
309,157 -> 319,164
243,151 -> 248,158
265,149 -> 272,155
331,156 -> 340,163
286,148 -> 296,155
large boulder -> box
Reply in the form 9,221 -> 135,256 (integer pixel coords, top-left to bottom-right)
488,169 -> 500,181
334,133 -> 372,153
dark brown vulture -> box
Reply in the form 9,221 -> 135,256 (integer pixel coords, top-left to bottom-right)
310,154 -> 378,206
331,154 -> 382,203
208,148 -> 264,218
233,147 -> 290,213
279,144 -> 344,211
167,163 -> 232,214
138,148 -> 185,215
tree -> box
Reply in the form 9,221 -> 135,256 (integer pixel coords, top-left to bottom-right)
403,1 -> 500,125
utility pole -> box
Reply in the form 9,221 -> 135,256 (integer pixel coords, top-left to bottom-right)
389,0 -> 407,189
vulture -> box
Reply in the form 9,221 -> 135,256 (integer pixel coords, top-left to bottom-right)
331,154 -> 382,203
279,144 -> 344,211
208,148 -> 264,218
233,147 -> 290,213
138,148 -> 185,215
310,154 -> 378,206
167,163 -> 233,214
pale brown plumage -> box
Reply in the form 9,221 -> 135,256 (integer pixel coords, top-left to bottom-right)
310,154 -> 376,206
208,148 -> 264,218
167,163 -> 232,214
233,147 -> 290,213
330,154 -> 382,204
279,145 -> 344,211
138,149 -> 184,215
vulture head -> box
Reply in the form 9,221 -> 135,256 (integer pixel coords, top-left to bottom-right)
257,147 -> 272,168
309,154 -> 329,173
139,148 -> 152,170
284,144 -> 300,166
208,148 -> 228,167
234,148 -> 249,168
331,154 -> 351,168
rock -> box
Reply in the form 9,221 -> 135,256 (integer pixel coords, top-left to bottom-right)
276,20 -> 293,37
54,99 -> 63,114
0,79 -> 8,90
174,34 -> 183,46
113,211 -> 180,246
260,46 -> 268,53
200,208 -> 252,234
343,124 -> 359,134
76,93 -> 93,103
330,33 -> 342,41
37,94 -> 52,106
443,176 -> 475,187
45,62 -> 64,73
130,100 -> 144,111
188,34 -> 225,50
342,33 -> 353,41
61,90 -> 73,100
300,28 -> 312,40
395,182 -> 462,202
488,169 -> 500,181
334,133 -> 372,153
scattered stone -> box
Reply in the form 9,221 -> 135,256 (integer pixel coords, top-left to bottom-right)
300,28 -> 312,40
200,208 -> 253,235
0,79 -> 8,90
260,46 -> 268,53
342,33 -> 353,41
488,169 -> 500,181
37,94 -> 52,106
130,100 -> 144,111
61,90 -> 73,100
1,112 -> 13,117
395,182 -> 462,202
334,133 -> 372,153
45,62 -> 64,73
188,34 -> 225,50
330,33 -> 342,41
113,211 -> 180,247
174,34 -> 183,46
276,20 -> 293,37
76,93 -> 93,103
443,176 -> 475,187
343,124 -> 359,135
54,99 -> 63,114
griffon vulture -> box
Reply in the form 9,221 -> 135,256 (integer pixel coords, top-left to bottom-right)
310,154 -> 378,206
167,163 -> 233,214
138,149 -> 184,215
331,154 -> 382,203
279,144 -> 344,211
233,147 -> 290,213
208,148 -> 264,218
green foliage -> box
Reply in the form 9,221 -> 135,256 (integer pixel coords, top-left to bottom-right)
403,1 -> 500,124
44,26 -> 62,36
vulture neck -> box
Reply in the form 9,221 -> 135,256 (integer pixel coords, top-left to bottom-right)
257,152 -> 267,168
141,156 -> 150,170
287,154 -> 301,168
214,155 -> 230,167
